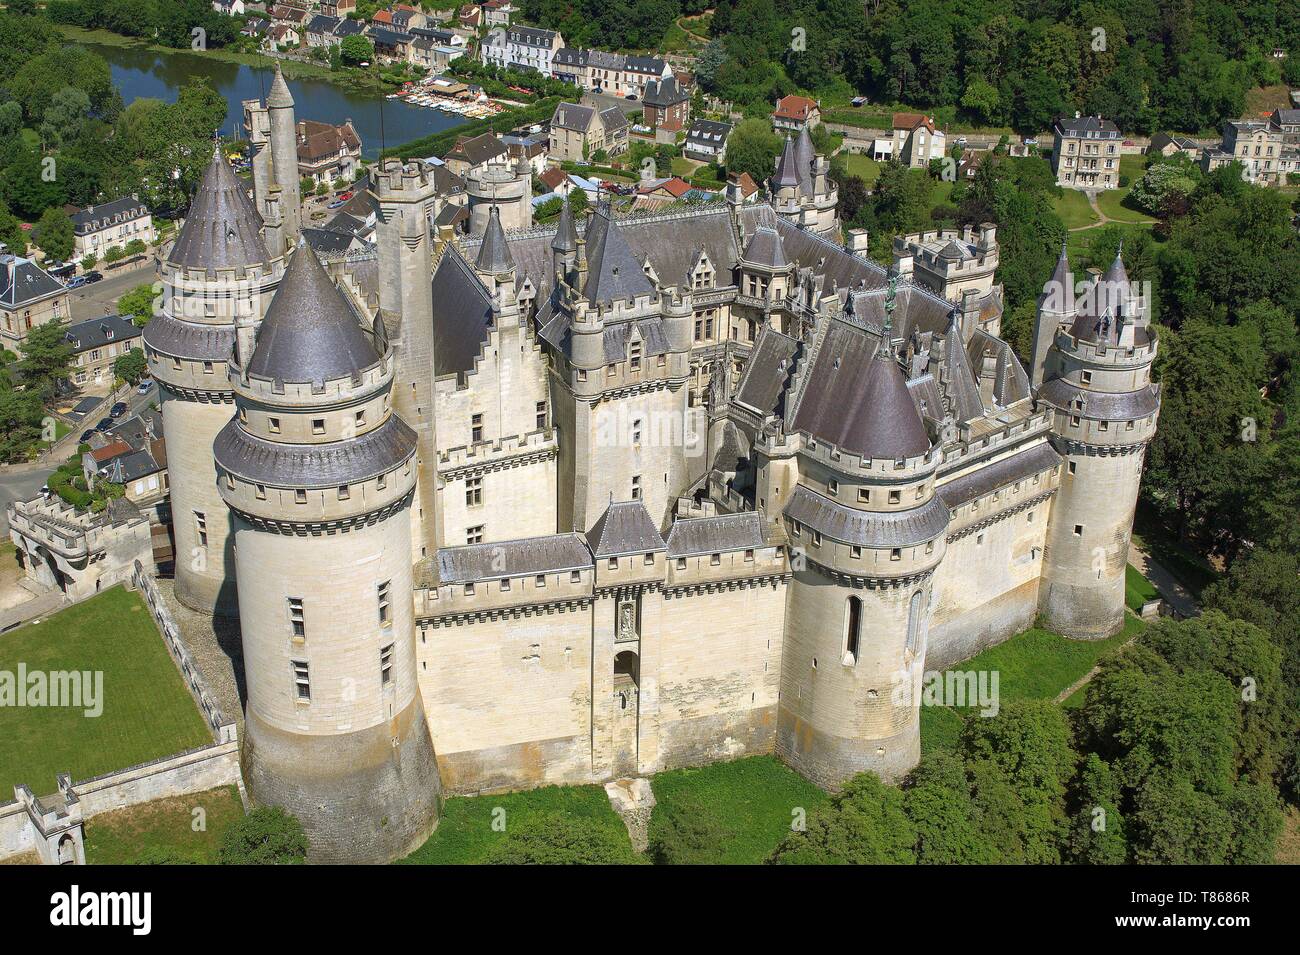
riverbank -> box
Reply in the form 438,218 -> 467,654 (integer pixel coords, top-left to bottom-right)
55,24 -> 400,95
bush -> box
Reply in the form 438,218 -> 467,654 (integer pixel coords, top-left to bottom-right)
485,815 -> 642,865
217,807 -> 308,865
648,791 -> 728,864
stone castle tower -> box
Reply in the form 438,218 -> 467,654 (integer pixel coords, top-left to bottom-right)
214,243 -> 441,863
242,66 -> 302,257
142,150 -> 286,614
1032,245 -> 1160,638
770,126 -> 839,238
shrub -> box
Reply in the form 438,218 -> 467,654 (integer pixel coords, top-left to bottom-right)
648,791 -> 728,864
217,807 -> 308,864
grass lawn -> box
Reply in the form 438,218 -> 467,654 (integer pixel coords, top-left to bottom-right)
1054,187 -> 1101,229
1065,221 -> 1156,266
648,755 -> 831,864
840,152 -> 882,186
1125,563 -> 1160,611
83,786 -> 244,864
0,586 -> 211,797
1094,155 -> 1155,223
399,783 -> 633,864
921,615 -> 1145,750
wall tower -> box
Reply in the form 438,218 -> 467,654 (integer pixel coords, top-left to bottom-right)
215,243 -> 441,863
266,66 -> 302,253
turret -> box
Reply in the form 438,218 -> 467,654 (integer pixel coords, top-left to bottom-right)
551,193 -> 578,287
215,243 -> 441,863
370,159 -> 440,556
775,309 -> 948,787
141,149 -> 285,615
267,65 -> 301,250
1030,242 -> 1073,389
1036,246 -> 1160,638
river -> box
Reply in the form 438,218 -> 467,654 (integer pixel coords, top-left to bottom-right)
79,39 -> 467,157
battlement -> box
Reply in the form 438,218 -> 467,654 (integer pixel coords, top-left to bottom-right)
370,159 -> 434,197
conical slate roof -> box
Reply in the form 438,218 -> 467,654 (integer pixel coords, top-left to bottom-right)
742,226 -> 789,269
845,350 -> 931,459
937,239 -> 966,262
794,125 -> 815,193
246,242 -> 378,384
475,205 -> 515,275
772,136 -> 802,190
582,206 -> 654,304
268,64 -> 294,109
1046,241 -> 1069,291
168,150 -> 271,272
551,194 -> 577,253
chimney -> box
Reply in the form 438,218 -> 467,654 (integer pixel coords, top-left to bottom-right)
845,229 -> 870,254
960,287 -> 981,342
977,222 -> 997,251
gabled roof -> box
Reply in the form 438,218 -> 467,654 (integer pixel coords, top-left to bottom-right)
71,196 -> 150,236
892,112 -> 935,132
1054,114 -> 1120,138
444,131 -> 508,166
773,94 -> 818,121
643,76 -> 688,108
247,244 -> 378,384
167,150 -> 271,273
686,119 -> 732,145
586,500 -> 665,557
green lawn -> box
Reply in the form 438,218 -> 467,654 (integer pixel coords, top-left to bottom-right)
83,786 -> 245,864
1053,187 -> 1101,229
0,586 -> 212,797
1094,155 -> 1155,223
840,152 -> 882,186
648,755 -> 831,864
399,783 -> 634,864
1125,563 -> 1160,611
920,615 -> 1145,752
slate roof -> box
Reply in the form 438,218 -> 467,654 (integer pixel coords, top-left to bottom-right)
437,533 -> 592,584
772,135 -> 802,189
643,76 -> 687,108
429,244 -> 494,378
582,204 -> 655,304
168,150 -> 271,273
64,315 -> 140,353
445,131 -> 509,166
71,196 -> 150,236
741,226 -> 789,269
937,442 -> 1061,508
733,325 -> 799,416
1054,114 -> 1120,138
585,500 -> 665,557
686,119 -> 731,148
214,413 -> 416,487
1037,378 -> 1161,420
247,244 -> 379,384
665,512 -> 765,557
0,255 -> 65,308
474,205 -> 515,274
551,102 -> 595,132
141,312 -> 236,362
785,485 -> 950,548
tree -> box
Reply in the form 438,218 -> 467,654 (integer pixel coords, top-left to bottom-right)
340,33 -> 374,67
217,807 -> 308,864
113,347 -> 148,385
39,86 -> 91,148
769,773 -> 916,864
0,385 -> 45,464
723,118 -> 781,185
648,792 -> 729,864
16,319 -> 73,400
486,815 -> 641,865
1064,754 -> 1128,864
33,207 -> 74,262
117,282 -> 158,327
902,752 -> 997,864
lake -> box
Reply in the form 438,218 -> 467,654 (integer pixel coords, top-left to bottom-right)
79,40 -> 467,157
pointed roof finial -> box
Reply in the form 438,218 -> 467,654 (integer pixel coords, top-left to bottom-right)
268,63 -> 294,109
551,192 -> 577,253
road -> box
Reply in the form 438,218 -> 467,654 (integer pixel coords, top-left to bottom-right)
65,264 -> 154,323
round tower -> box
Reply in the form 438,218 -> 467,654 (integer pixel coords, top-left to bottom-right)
1037,250 -> 1160,638
466,162 -> 530,235
142,150 -> 285,615
267,65 -> 302,252
774,339 -> 948,786
215,244 -> 441,863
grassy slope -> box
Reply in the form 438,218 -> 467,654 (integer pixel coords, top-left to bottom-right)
1053,187 -> 1101,229
83,786 -> 245,864
1125,563 -> 1160,611
399,783 -> 633,864
840,152 -> 882,186
0,586 -> 211,796
647,755 -> 831,865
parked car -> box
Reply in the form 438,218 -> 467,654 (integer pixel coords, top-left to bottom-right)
956,136 -> 968,146
110,401 -> 128,418
137,379 -> 154,394
625,93 -> 637,101
66,275 -> 88,289
327,200 -> 345,209
84,271 -> 103,284
1022,137 -> 1038,146
338,191 -> 353,200
79,429 -> 96,444
95,417 -> 114,432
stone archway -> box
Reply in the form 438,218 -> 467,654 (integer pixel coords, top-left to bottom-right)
57,834 -> 76,864
611,650 -> 640,777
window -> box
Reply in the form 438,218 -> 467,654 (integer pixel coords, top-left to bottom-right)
606,364 -> 617,378
269,417 -> 281,434
890,547 -> 902,561
194,511 -> 207,547
1081,371 -> 1092,385
858,488 -> 870,503
463,583 -> 476,596
295,488 -> 307,504
828,479 -> 839,496
845,596 -> 862,659
292,660 -> 310,700
500,578 -> 511,592
811,530 -> 823,547
355,409 -> 366,428
744,549 -> 754,562
1068,461 -> 1077,475
377,581 -> 391,625
312,418 -> 326,435
338,484 -> 350,500
888,489 -> 901,504
535,575 -> 546,588
288,597 -> 304,637
255,484 -> 266,500
380,644 -> 394,685
536,401 -> 547,430
471,413 -> 483,442
466,525 -> 484,545
466,477 -> 483,506
1074,524 -> 1084,536
709,553 -> 721,566
631,475 -> 642,500
629,341 -> 641,371
577,369 -> 587,382
850,545 -> 862,559
570,570 -> 582,583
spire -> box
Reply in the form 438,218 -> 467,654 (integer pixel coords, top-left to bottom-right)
551,193 -> 577,253
246,241 -> 378,384
268,64 -> 294,109
475,205 -> 515,276
1103,241 -> 1128,288
772,135 -> 801,190
794,124 -> 815,192
168,149 -> 271,271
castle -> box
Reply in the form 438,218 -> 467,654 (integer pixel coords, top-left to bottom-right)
140,69 -> 1159,863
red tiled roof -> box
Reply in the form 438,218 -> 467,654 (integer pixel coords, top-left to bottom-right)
90,440 -> 131,464
773,94 -> 818,121
893,112 -> 935,132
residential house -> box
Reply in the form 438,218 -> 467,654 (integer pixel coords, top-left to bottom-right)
482,0 -> 517,27
1147,133 -> 1202,159
320,0 -> 356,16
63,314 -> 141,389
1051,113 -> 1122,190
502,134 -> 548,175
458,4 -> 482,29
548,101 -> 629,161
266,23 -> 302,50
306,15 -> 343,47
368,26 -> 413,62
268,4 -> 309,26
389,4 -> 428,31
956,148 -> 990,181
297,119 -> 363,185
212,0 -> 244,15
443,131 -> 510,177
1,248 -> 69,353
683,119 -> 732,163
643,76 -> 690,140
772,94 -> 820,132
241,16 -> 270,37
551,47 -> 588,86
1201,117 -> 1300,185
71,195 -> 155,261
82,413 -> 169,517
481,24 -> 563,75
883,112 -> 946,168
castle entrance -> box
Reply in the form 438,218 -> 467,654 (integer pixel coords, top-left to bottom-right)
611,649 -> 640,777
